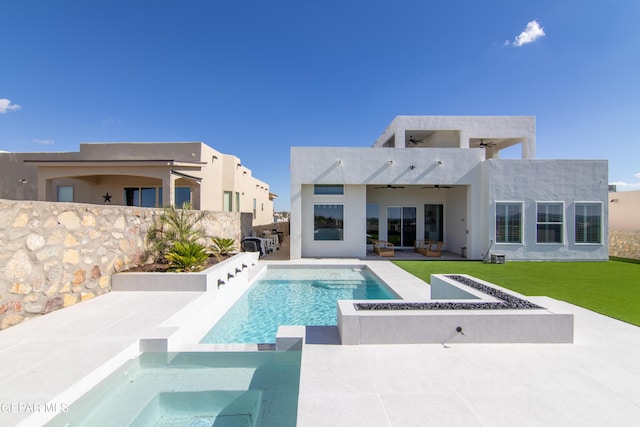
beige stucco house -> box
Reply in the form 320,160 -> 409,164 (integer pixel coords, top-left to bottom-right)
0,142 -> 276,225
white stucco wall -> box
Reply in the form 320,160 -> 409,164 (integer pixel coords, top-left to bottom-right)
290,146 -> 485,259
485,159 -> 609,260
300,184 -> 366,258
290,116 -> 608,261
373,116 -> 536,158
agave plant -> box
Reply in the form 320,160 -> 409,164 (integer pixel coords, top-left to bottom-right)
165,241 -> 210,272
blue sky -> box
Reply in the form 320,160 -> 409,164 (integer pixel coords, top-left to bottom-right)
1,0 -> 639,210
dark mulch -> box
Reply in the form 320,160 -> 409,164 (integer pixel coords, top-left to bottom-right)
123,255 -> 232,273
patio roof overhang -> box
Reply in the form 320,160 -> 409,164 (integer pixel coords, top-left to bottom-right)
23,159 -> 206,168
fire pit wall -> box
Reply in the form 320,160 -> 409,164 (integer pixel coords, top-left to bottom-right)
338,274 -> 574,344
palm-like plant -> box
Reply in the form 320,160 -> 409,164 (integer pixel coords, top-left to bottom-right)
211,237 -> 237,261
144,203 -> 210,264
165,241 -> 209,272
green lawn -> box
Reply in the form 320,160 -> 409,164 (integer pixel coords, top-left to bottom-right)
392,257 -> 640,327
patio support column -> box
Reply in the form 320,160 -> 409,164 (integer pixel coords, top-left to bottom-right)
395,129 -> 406,148
161,171 -> 177,207
521,136 -> 535,159
37,176 -> 51,201
290,182 -> 302,259
191,184 -> 201,210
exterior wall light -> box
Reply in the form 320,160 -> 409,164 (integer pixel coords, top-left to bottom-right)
388,160 -> 393,165
436,160 -> 442,165
337,159 -> 342,165
409,165 -> 416,170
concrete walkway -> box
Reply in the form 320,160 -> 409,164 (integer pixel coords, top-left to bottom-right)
297,297 -> 640,426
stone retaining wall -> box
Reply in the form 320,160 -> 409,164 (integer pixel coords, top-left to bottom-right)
609,229 -> 640,260
0,199 -> 241,329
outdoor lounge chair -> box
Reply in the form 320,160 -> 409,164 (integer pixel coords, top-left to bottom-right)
414,239 -> 429,254
372,240 -> 395,257
420,240 -> 443,257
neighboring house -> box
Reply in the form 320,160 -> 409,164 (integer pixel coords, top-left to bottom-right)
0,142 -> 275,225
608,188 -> 640,231
290,116 -> 609,260
608,188 -> 640,260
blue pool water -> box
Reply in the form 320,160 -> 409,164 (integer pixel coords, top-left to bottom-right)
47,351 -> 301,427
200,266 -> 397,344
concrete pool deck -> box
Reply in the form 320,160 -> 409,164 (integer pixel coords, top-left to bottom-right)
1,260 -> 640,426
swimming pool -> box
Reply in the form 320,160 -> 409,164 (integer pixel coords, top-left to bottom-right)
200,266 -> 397,344
46,351 -> 301,427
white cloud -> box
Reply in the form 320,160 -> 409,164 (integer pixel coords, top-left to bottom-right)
33,139 -> 55,145
507,20 -> 546,47
635,172 -> 640,179
102,118 -> 121,127
0,98 -> 21,114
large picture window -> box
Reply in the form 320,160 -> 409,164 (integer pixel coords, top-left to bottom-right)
537,202 -> 563,243
314,204 -> 344,240
124,187 -> 158,207
175,187 -> 191,208
496,202 -> 522,243
575,202 -> 602,244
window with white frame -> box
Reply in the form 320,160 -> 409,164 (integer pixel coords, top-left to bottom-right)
536,202 -> 563,243
496,202 -> 522,243
575,202 -> 602,244
223,191 -> 232,212
314,204 -> 344,240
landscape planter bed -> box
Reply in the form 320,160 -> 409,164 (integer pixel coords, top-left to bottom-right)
111,252 -> 260,292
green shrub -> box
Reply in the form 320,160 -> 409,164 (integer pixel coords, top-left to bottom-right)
145,203 -> 209,263
165,241 -> 209,272
211,237 -> 236,260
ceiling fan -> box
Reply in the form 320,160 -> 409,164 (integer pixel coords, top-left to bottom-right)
376,184 -> 405,190
479,139 -> 496,148
408,136 -> 424,145
422,185 -> 452,190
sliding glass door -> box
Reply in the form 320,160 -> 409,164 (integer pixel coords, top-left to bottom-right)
424,204 -> 444,241
387,207 -> 416,247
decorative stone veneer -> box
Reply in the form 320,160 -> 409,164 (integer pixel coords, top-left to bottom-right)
0,199 -> 241,329
609,229 -> 640,260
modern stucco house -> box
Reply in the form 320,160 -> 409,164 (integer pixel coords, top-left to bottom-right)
0,142 -> 276,225
290,116 -> 609,260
